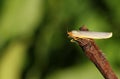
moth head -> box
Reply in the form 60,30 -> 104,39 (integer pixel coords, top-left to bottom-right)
67,31 -> 80,40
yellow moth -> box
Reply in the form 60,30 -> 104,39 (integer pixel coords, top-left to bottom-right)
68,30 -> 112,40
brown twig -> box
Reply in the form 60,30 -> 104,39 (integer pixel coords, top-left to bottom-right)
70,26 -> 118,79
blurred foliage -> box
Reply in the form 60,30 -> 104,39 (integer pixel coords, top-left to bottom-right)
0,0 -> 120,79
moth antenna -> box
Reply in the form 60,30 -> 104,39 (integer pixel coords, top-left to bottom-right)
66,26 -> 69,34
66,26 -> 71,37
67,25 -> 69,33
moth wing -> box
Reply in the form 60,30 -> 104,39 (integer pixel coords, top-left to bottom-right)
71,31 -> 112,39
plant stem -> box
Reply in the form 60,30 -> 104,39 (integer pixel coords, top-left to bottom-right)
76,26 -> 118,79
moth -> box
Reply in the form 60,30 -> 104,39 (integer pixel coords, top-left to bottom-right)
68,30 -> 112,40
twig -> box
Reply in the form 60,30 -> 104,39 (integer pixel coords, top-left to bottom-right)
71,26 -> 118,79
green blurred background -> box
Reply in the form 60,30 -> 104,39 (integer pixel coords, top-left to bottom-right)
0,0 -> 120,79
